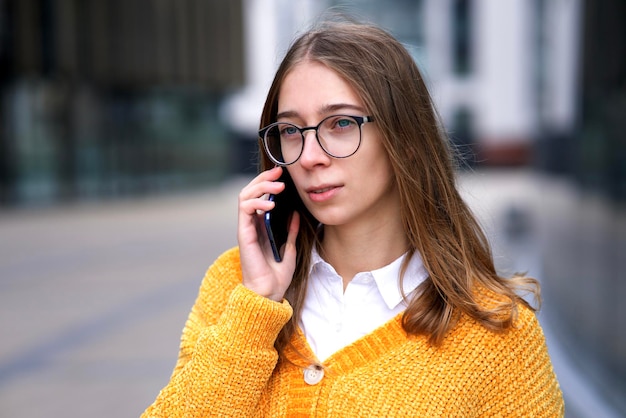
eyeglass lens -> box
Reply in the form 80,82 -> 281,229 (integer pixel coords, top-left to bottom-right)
263,115 -> 362,165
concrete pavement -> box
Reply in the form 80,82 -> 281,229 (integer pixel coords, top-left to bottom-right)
0,178 -> 243,417
458,170 -> 624,418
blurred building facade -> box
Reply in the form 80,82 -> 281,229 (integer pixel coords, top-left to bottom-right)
537,0 -> 626,413
0,0 -> 244,204
224,0 -> 582,169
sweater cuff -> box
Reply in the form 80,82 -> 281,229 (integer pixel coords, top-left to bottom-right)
216,284 -> 293,350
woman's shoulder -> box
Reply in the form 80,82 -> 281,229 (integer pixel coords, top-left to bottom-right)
450,299 -> 545,354
201,245 -> 242,288
205,246 -> 242,280
192,247 -> 243,322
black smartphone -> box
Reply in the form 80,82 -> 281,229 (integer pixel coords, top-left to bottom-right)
264,171 -> 299,262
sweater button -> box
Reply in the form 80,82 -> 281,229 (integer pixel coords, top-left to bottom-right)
303,365 -> 324,385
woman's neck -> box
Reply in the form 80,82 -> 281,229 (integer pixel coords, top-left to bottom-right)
319,219 -> 409,290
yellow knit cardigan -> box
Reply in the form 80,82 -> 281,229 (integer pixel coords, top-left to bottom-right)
142,247 -> 564,417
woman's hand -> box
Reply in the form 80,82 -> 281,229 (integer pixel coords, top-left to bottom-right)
237,167 -> 300,302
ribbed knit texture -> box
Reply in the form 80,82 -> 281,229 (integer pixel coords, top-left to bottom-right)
142,247 -> 564,417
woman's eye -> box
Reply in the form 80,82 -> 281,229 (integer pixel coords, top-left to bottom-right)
282,126 -> 298,136
336,118 -> 353,128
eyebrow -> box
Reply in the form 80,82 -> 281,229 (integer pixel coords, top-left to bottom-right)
276,103 -> 366,121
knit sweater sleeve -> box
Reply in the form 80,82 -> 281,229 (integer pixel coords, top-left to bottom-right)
141,248 -> 293,418
476,305 -> 565,417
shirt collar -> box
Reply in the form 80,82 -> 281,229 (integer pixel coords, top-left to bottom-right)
309,246 -> 428,309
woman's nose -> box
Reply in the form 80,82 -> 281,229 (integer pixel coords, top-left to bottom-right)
298,131 -> 331,168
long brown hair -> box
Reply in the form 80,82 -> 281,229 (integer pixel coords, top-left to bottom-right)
258,19 -> 539,351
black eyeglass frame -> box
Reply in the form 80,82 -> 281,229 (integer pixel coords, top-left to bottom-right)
258,114 -> 375,166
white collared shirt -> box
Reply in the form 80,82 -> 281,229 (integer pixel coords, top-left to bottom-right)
300,247 -> 428,362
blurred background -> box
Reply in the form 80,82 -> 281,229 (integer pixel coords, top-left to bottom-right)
0,0 -> 624,417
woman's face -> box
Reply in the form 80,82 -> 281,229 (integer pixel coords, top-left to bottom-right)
278,61 -> 401,231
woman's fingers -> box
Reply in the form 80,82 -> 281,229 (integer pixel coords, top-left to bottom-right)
238,168 -> 284,215
236,166 -> 298,301
281,211 -> 300,261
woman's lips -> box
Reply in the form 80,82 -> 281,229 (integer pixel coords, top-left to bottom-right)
307,185 -> 341,202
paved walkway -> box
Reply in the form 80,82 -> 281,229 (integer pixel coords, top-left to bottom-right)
0,171 -> 621,417
458,170 -> 624,418
0,178 -> 243,417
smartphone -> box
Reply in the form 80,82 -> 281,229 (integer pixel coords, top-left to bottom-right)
264,171 -> 299,262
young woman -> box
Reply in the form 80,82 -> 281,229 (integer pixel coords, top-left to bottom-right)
142,20 -> 564,417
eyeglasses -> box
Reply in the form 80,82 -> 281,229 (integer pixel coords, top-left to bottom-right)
259,114 -> 375,166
